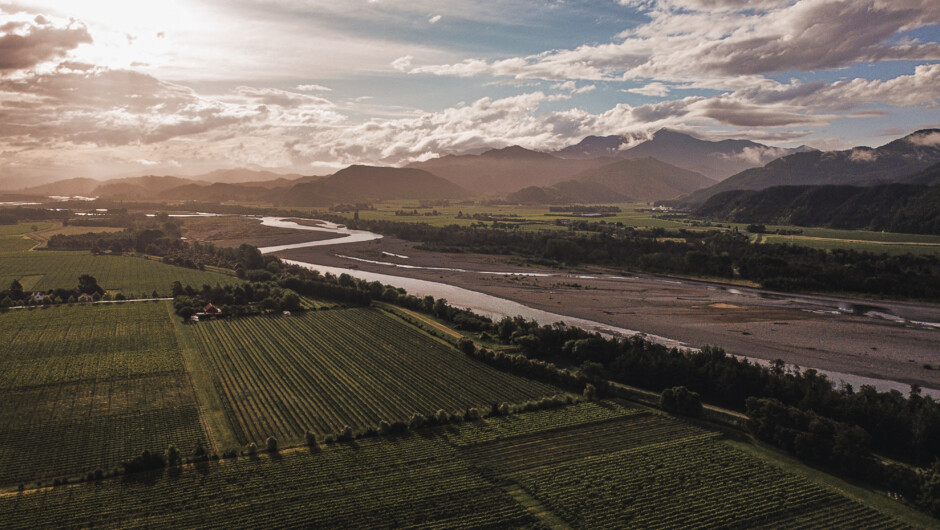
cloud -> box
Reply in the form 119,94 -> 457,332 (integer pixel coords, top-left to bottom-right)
428,14 -> 442,24
551,81 -> 596,94
908,131 -> 940,146
235,86 -> 334,109
626,82 -> 670,97
398,0 -> 940,86
0,13 -> 92,71
296,83 -> 332,92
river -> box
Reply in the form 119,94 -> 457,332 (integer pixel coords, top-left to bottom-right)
258,216 -> 940,398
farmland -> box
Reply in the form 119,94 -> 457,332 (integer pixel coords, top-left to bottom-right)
0,251 -> 238,295
183,307 -> 560,445
0,402 -> 916,528
0,302 -> 209,485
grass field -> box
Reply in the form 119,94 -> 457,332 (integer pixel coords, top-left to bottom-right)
0,402 -> 917,528
0,302 -> 209,486
183,307 -> 560,446
760,233 -> 940,256
0,251 -> 238,295
0,222 -> 126,253
311,201 -> 940,255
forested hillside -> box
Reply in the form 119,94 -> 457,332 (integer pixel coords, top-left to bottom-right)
697,184 -> 940,234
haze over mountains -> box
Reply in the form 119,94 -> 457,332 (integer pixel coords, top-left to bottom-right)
6,129 -> 938,207
508,157 -> 714,204
554,129 -> 814,180
682,129 -> 940,205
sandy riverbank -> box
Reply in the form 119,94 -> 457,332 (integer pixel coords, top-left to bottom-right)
279,236 -> 940,392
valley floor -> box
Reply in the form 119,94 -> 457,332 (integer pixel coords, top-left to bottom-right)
279,236 -> 940,393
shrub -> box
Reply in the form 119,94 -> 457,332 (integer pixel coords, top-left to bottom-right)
457,337 -> 476,355
123,449 -> 166,473
660,386 -> 703,417
583,383 -> 598,401
266,437 -> 278,453
465,407 -> 481,421
193,442 -> 208,461
165,445 -> 182,466
409,413 -> 425,430
338,425 -> 354,442
246,443 -> 257,456
378,420 -> 391,435
305,431 -> 317,447
498,402 -> 511,416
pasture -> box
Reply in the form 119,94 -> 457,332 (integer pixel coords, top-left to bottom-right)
0,251 -> 238,295
183,307 -> 560,445
0,302 -> 209,485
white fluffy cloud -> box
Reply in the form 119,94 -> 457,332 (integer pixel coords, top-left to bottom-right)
399,0 -> 940,86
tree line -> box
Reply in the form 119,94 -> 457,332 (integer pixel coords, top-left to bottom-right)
318,215 -> 940,301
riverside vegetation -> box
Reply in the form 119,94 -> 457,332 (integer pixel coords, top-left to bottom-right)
0,207 -> 938,526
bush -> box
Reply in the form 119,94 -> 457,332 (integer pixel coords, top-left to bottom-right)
266,437 -> 278,453
338,425 -> 354,442
457,337 -> 476,355
583,383 -> 598,401
246,443 -> 257,456
305,431 -> 317,447
409,413 -> 425,430
123,449 -> 166,473
165,445 -> 182,466
378,420 -> 391,435
660,386 -> 703,417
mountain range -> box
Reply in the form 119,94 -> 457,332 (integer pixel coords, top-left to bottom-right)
554,129 -> 814,180
406,146 -> 617,196
7,129 -> 938,209
507,157 -> 714,204
681,129 -> 940,205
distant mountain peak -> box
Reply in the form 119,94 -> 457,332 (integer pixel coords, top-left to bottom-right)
480,145 -> 555,160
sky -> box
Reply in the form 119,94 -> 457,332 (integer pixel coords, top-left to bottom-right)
0,0 -> 938,182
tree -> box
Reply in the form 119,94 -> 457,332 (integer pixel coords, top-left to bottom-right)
457,337 -> 475,355
305,431 -> 318,447
266,436 -> 278,453
583,383 -> 598,401
165,445 -> 182,466
9,279 -> 23,298
660,386 -> 703,417
338,425 -> 354,442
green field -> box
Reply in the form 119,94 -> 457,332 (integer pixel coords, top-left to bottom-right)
184,307 -> 560,446
760,233 -> 940,256
314,201 -> 940,255
0,402 -> 915,528
344,201 -> 691,231
0,302 -> 209,485
0,251 -> 238,295
0,222 -> 56,252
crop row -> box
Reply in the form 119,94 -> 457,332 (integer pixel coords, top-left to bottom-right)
0,302 -> 179,363
462,413 -> 707,473
187,308 -> 559,444
0,251 -> 237,295
443,400 -> 642,447
0,302 -> 209,485
512,435 -> 908,529
0,436 -> 538,529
